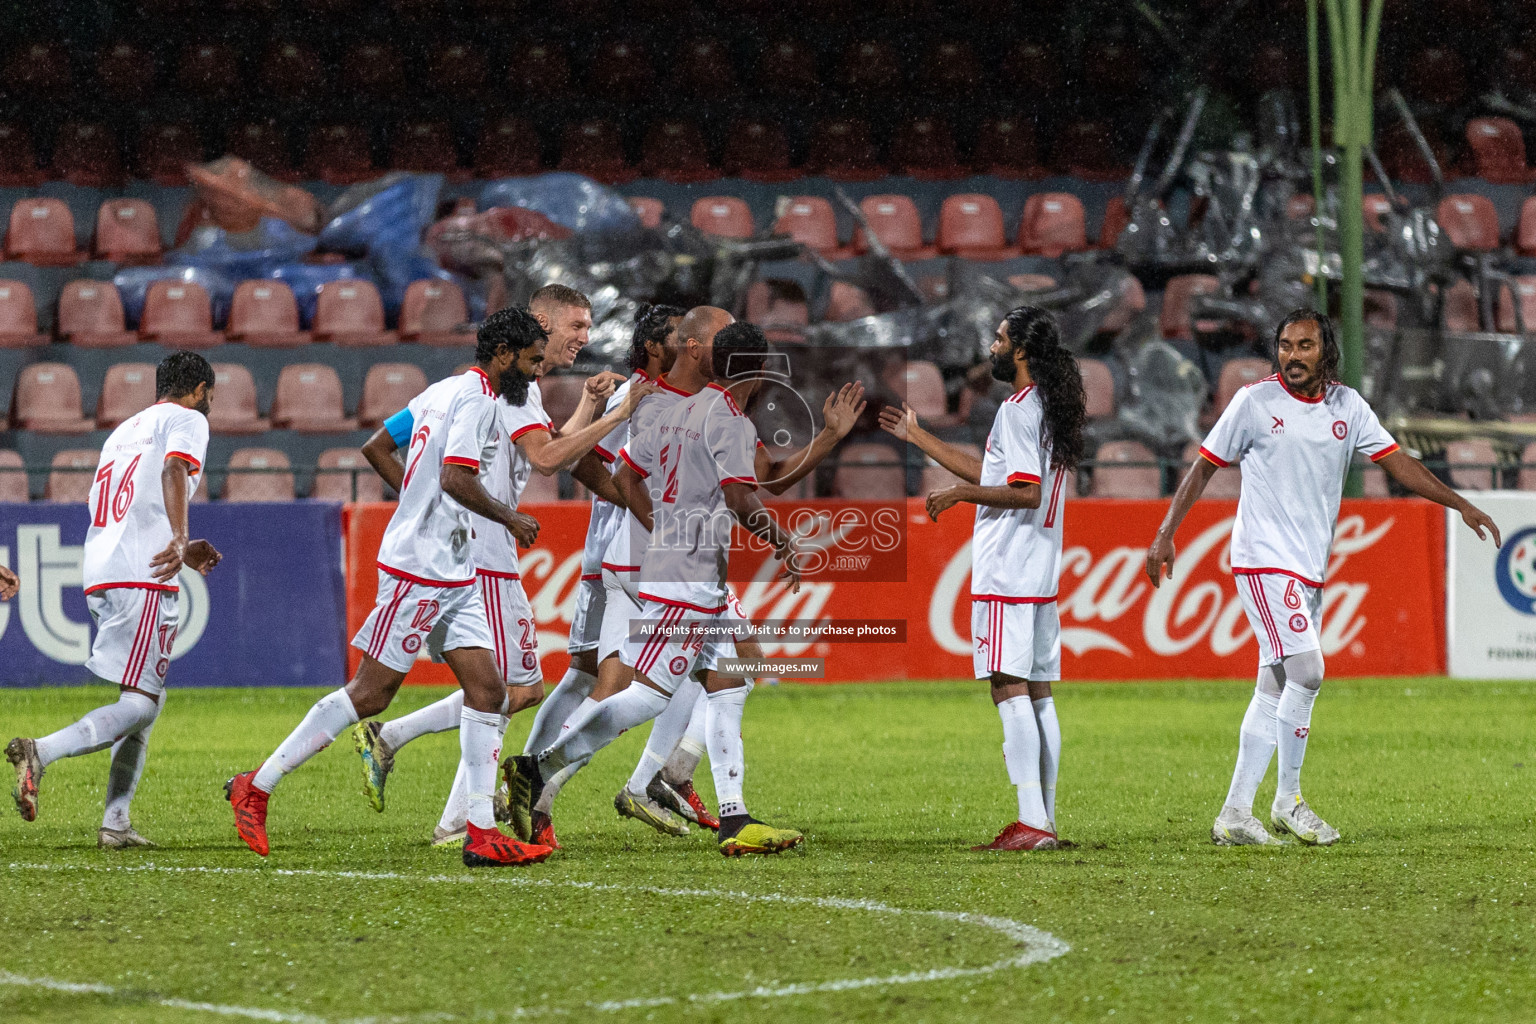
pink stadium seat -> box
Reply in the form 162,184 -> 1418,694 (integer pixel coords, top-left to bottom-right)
938,195 -> 1019,260
1183,441 -> 1240,498
691,197 -> 755,239
587,38 -> 654,102
14,363 -> 92,433
1437,195 -> 1501,251
6,198 -> 81,265
97,363 -> 156,429
1498,277 -> 1536,333
176,40 -> 239,97
1445,438 -> 1499,491
1214,358 -> 1273,417
921,442 -> 984,493
228,122 -> 296,181
208,363 -> 268,435
312,280 -> 394,346
305,123 -> 375,185
973,114 -> 1043,178
1090,440 -> 1161,498
94,199 -> 162,263
1100,274 -> 1147,334
0,449 -> 27,502
1007,273 -> 1058,293
223,448 -> 296,502
1100,195 -> 1132,248
1519,442 -> 1536,491
1080,358 -> 1115,419
228,281 -> 309,347
390,121 -> 460,177
558,118 -> 632,184
0,121 -> 41,187
627,197 -> 665,229
1019,193 -> 1088,257
473,116 -> 543,178
889,117 -> 964,180
140,280 -> 222,347
886,360 -> 957,427
314,448 -> 384,502
773,197 -> 851,257
832,443 -> 906,500
399,280 -> 469,345
426,41 -> 488,97
506,41 -> 571,97
805,117 -> 881,180
47,450 -> 100,502
259,40 -> 326,100
744,280 -> 807,344
359,364 -> 428,428
1464,117 -> 1530,183
638,119 -> 714,183
96,40 -> 156,102
132,122 -> 200,186
824,282 -> 876,322
1160,275 -> 1221,340
538,374 -> 587,429
52,121 -> 122,187
721,118 -> 795,182
854,195 -> 936,259
0,280 -> 47,347
340,41 -> 405,97
1442,279 -> 1480,333
272,364 -> 356,433
58,281 -> 135,347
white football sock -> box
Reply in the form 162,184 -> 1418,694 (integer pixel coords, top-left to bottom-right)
437,711 -> 509,833
627,677 -> 703,794
379,691 -> 463,751
522,667 -> 595,755
460,707 -> 504,830
538,683 -> 668,777
532,755 -> 590,816
998,695 -> 1048,830
253,690 -> 359,794
1274,683 -> 1319,806
35,691 -> 158,767
101,698 -> 162,831
705,685 -> 749,818
1224,686 -> 1281,813
540,697 -> 600,758
1032,696 -> 1061,824
661,690 -> 710,785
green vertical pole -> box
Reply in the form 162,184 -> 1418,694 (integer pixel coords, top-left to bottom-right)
1308,0 -> 1328,310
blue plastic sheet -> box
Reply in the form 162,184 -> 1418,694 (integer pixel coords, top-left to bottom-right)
167,218 -> 317,279
319,174 -> 443,255
478,173 -> 642,236
113,265 -> 236,328
265,262 -> 374,327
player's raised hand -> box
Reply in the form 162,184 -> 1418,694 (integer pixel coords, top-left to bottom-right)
924,486 -> 962,522
619,378 -> 659,416
149,537 -> 188,583
184,540 -> 222,575
877,402 -> 918,443
1462,504 -> 1502,547
0,563 -> 17,600
584,371 -> 627,402
1145,534 -> 1176,587
822,382 -> 867,439
507,510 -> 540,548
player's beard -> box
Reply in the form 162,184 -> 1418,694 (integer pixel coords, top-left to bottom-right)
500,365 -> 534,406
990,347 -> 1017,384
1283,360 -> 1320,395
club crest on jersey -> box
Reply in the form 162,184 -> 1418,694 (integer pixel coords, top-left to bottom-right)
1332,419 -> 1348,440
402,633 -> 423,654
1289,614 -> 1307,632
1270,416 -> 1285,434
669,655 -> 689,676
522,651 -> 538,671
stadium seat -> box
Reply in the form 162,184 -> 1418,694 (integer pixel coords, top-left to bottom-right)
14,363 -> 92,433
97,363 -> 157,429
1518,198 -> 1536,256
805,118 -> 882,180
46,450 -> 100,502
744,280 -> 808,343
538,374 -> 587,429
4,42 -> 71,98
506,40 -> 571,97
1518,442 -> 1536,491
889,117 -> 964,180
1364,289 -> 1398,330
340,41 -> 405,96
854,195 -> 936,258
1445,438 -> 1499,490
1019,193 -> 1088,257
223,448 -> 296,502
1363,193 -> 1393,233
359,363 -> 428,428
918,39 -> 980,96
176,40 -> 239,97
226,281 -> 307,347
1008,274 -> 1058,293
1214,358 -> 1273,417
1080,358 -> 1116,419
886,360 -> 957,427
473,116 -> 543,178
0,280 -> 47,347
1100,273 -> 1147,334
314,447 -> 384,502
1464,117 -> 1531,183
1099,195 -> 1131,248
399,279 -> 469,345
58,281 -> 134,347
674,36 -> 734,96
272,364 -> 355,432
208,363 -> 268,435
305,124 -> 375,185
937,194 -> 1019,260
426,41 -> 488,97
6,199 -> 81,265
227,121 -> 296,180
94,199 -> 162,263
140,280 -> 222,347
721,118 -> 795,182
0,449 -> 26,502
691,197 -> 755,239
752,37 -> 819,98
627,197 -> 664,229
259,40 -> 326,100
1377,120 -> 1452,185
95,40 -> 156,102
1404,45 -> 1467,107
587,38 -> 655,102
0,122 -> 42,186
313,280 -> 393,346
1442,279 -> 1481,332
1183,441 -> 1239,498
1160,275 -> 1221,340
557,118 -> 632,184
921,443 -> 984,493
638,119 -> 715,183
1090,440 -> 1161,498
1054,120 -> 1123,180
1497,277 -> 1536,333
973,114 -> 1043,178
1437,195 -> 1501,251
837,38 -> 902,97
823,282 -> 876,322
390,121 -> 460,177
52,121 -> 123,187
832,443 -> 906,500
773,197 -> 851,257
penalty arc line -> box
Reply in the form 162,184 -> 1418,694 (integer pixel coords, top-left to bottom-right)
4,862 -> 1069,1021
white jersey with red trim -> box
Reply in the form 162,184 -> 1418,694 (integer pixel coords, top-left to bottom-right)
603,375 -> 694,576
470,379 -> 549,576
971,386 -> 1066,602
83,401 -> 209,595
377,367 -> 502,586
579,371 -> 645,577
623,381 -> 759,612
1198,375 -> 1399,586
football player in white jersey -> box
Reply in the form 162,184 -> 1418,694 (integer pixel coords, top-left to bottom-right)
509,320 -> 811,856
1147,309 -> 1501,847
226,309 -> 558,867
882,306 -> 1086,852
6,352 -> 222,848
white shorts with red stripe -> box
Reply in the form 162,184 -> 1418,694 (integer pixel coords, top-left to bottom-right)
619,597 -> 749,695
971,598 -> 1060,682
567,573 -> 606,655
352,569 -> 493,674
1234,571 -> 1323,667
471,571 -> 541,687
86,586 -> 179,697
599,568 -> 642,661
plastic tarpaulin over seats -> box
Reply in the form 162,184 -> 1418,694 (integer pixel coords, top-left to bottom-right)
185,157 -> 322,235
479,172 -> 643,237
319,173 -> 443,255
168,217 -> 318,279
113,264 -> 236,327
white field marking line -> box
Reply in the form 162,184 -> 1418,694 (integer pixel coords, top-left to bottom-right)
6,862 -> 1069,1020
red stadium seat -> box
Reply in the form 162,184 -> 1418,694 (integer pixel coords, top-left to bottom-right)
854,195 -> 936,258
674,36 -> 735,96
1007,274 -> 1058,293
426,42 -> 488,97
272,364 -> 356,433
805,118 -> 881,180
823,281 -> 876,322
0,122 -> 42,186
1442,279 -> 1481,332
305,124 -> 375,185
228,280 -> 309,347
832,443 -> 905,500
1214,358 -> 1273,417
1090,440 -> 1161,498
313,280 -> 393,346
752,37 -> 819,98
1377,120 -> 1452,185
638,119 -> 714,183
0,280 -> 47,347
359,363 -> 428,428
473,116 -> 542,178
744,280 -> 807,343
691,197 -> 755,239
390,121 -> 460,177
6,199 -> 81,265
340,41 -> 405,97
176,40 -> 239,96
1183,442 -> 1240,498
937,194 -> 1019,260
97,363 -> 157,429
973,114 -> 1044,178
223,448 -> 296,502
208,363 -> 268,435
1517,198 -> 1536,256
95,41 -> 156,101
837,38 -> 903,97
133,123 -> 201,186
1099,195 -> 1131,248
506,41 -> 571,97
4,42 -> 71,98
773,196 -> 851,257
227,122 -> 296,181
1404,45 -> 1467,107
314,448 -> 384,502
1437,194 -> 1501,251
1497,277 -> 1536,333
0,449 -> 27,502
399,279 -> 469,345
59,281 -> 135,347
538,374 -> 588,429
886,360 -> 957,427
921,442 -> 984,494
1464,117 -> 1531,183
627,197 -> 664,229
1054,120 -> 1124,180
557,118 -> 633,184
1363,193 -> 1393,233
1160,275 -> 1221,340
721,118 -> 795,182
47,450 -> 100,502
1080,358 -> 1116,419
918,39 -> 980,96
1445,438 -> 1498,491
14,363 -> 92,433
94,200 -> 162,264
259,40 -> 325,99
52,121 -> 123,187
1019,193 -> 1088,257
587,38 -> 655,102
140,280 -> 222,347
889,117 -> 964,180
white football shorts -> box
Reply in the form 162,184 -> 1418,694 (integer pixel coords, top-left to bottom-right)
353,570 -> 494,674
476,570 -> 541,687
971,598 -> 1061,682
567,573 -> 605,655
1234,571 -> 1323,667
86,586 -> 180,698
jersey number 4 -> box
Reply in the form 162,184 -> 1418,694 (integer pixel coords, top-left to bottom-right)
91,454 -> 142,527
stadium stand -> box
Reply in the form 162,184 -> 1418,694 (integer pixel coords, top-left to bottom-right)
227,281 -> 309,348
46,449 -> 98,501
58,281 -> 135,347
96,363 -> 155,429
140,280 -> 222,347
14,363 -> 92,433
223,447 -> 296,502
0,280 -> 47,347
208,363 -> 270,435
1090,441 -> 1162,498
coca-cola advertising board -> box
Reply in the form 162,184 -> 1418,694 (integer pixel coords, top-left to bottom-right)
343,498 -> 1445,684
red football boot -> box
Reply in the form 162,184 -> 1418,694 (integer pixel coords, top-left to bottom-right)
679,781 -> 720,831
462,823 -> 553,867
225,771 -> 270,857
530,811 -> 561,850
972,821 -> 1058,852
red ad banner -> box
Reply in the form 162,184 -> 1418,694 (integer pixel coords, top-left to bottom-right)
343,498 -> 1445,684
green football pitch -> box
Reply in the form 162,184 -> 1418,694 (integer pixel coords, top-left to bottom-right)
0,677 -> 1532,1024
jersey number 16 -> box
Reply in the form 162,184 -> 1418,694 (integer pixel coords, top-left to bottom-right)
91,454 -> 142,527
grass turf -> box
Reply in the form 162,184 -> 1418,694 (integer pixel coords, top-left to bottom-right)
0,677 -> 1532,1024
